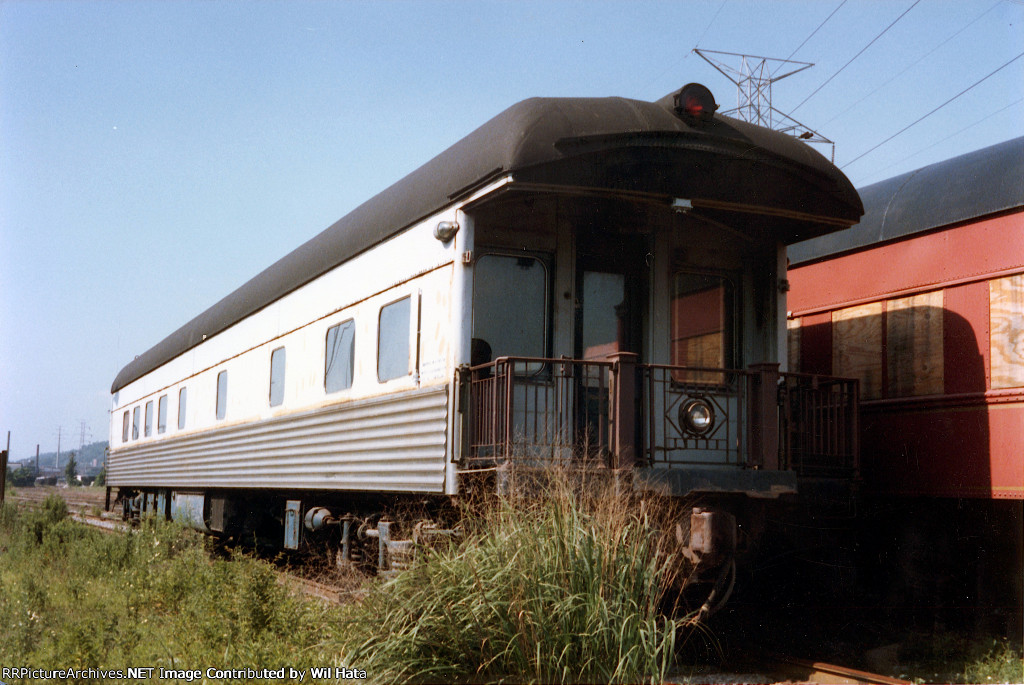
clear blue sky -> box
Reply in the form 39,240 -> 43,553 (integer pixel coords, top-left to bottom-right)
1,0 -> 1021,460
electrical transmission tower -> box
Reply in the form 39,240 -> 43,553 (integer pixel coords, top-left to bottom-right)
694,49 -> 835,161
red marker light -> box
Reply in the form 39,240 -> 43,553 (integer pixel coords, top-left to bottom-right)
673,83 -> 718,126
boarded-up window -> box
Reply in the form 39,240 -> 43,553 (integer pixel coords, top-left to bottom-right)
991,273 -> 1024,389
787,317 -> 802,372
832,303 -> 883,399
887,291 -> 943,396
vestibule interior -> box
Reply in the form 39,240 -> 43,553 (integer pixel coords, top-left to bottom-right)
467,189 -> 786,375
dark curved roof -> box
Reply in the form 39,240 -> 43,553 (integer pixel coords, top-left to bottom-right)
113,89 -> 863,393
790,135 -> 1024,265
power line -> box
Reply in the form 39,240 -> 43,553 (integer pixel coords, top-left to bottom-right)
792,0 -> 920,114
843,50 -> 1024,169
823,0 -> 1002,126
773,0 -> 848,76
639,0 -> 728,96
694,0 -> 729,50
853,96 -> 1024,185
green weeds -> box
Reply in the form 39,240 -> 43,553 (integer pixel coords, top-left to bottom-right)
0,495 -> 330,683
334,470 -> 691,683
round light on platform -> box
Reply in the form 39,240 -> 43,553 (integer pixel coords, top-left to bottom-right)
681,398 -> 715,436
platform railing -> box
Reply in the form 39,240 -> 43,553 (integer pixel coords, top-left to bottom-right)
779,372 -> 860,477
460,357 -> 858,478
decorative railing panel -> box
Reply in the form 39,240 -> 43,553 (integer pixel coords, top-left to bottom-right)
462,357 -> 859,479
643,365 -> 745,467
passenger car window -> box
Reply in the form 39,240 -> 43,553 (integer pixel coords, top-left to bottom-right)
178,388 -> 187,430
216,371 -> 228,420
378,297 -> 411,382
270,347 -> 286,407
122,411 -> 130,443
473,255 -> 547,367
325,320 -> 355,392
145,400 -> 154,437
132,406 -> 140,440
670,272 -> 734,384
157,395 -> 168,434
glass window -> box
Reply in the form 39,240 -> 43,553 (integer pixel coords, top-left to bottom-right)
378,297 -> 411,382
122,411 -> 130,443
216,371 -> 228,420
178,387 -> 187,430
326,320 -> 355,392
157,395 -> 168,433
270,347 -> 286,407
473,255 -> 547,366
581,271 -> 625,360
132,406 -> 140,440
670,272 -> 734,384
144,401 -> 154,437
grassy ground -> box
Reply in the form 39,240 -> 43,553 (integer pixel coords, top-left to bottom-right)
0,478 -> 693,684
0,496 -> 341,683
1,489 -> 1018,684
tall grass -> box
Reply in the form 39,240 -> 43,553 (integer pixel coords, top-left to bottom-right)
336,469 -> 691,683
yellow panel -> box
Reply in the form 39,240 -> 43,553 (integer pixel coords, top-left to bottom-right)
887,291 -> 944,396
787,317 -> 802,373
991,273 -> 1024,389
833,303 -> 883,399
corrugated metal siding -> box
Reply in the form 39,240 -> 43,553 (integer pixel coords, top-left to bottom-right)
109,386 -> 448,493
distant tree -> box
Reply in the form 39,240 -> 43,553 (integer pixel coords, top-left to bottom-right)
10,465 -> 35,487
94,464 -> 106,487
64,451 -> 78,485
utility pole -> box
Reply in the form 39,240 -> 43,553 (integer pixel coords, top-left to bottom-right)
1,431 -> 9,503
35,444 -> 40,476
694,48 -> 835,161
55,425 -> 62,473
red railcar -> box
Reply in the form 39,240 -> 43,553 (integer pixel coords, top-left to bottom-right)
788,136 -> 1023,636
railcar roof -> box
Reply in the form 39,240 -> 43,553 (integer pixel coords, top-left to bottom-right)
113,89 -> 863,393
790,135 -> 1024,266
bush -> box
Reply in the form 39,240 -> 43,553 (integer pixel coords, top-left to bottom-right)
336,469 -> 691,683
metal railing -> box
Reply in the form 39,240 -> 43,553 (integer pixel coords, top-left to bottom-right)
463,357 -> 613,464
779,372 -> 859,477
460,357 -> 859,478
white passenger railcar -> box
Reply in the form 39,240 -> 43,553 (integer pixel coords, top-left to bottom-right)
109,84 -> 863,575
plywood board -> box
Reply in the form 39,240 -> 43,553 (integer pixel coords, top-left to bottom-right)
887,291 -> 944,397
990,273 -> 1024,389
833,303 -> 883,399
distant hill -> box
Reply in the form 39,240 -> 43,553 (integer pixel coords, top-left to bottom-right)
11,440 -> 108,476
